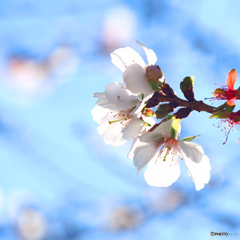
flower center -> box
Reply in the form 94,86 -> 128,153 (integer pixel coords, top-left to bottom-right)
108,111 -> 133,129
226,89 -> 236,100
155,138 -> 179,164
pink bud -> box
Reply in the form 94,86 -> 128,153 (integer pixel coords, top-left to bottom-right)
145,65 -> 163,84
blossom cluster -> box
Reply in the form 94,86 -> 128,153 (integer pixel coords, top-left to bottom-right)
92,42 -> 211,191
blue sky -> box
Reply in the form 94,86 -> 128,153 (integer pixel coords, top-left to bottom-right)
0,0 -> 240,239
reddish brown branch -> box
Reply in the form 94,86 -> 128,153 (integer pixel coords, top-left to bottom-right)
156,93 -> 216,114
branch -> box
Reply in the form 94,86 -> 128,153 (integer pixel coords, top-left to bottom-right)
154,91 -> 216,114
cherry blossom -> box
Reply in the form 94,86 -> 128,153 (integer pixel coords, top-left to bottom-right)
213,69 -> 238,106
110,41 -> 158,97
128,119 -> 211,190
91,82 -> 154,146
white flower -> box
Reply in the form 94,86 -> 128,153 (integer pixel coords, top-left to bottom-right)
110,41 -> 157,97
128,119 -> 211,191
91,82 -> 154,146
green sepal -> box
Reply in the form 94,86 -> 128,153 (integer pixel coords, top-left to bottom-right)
180,76 -> 194,91
215,103 -> 226,111
209,111 -> 230,119
149,80 -> 159,91
211,102 -> 235,118
155,110 -> 168,119
155,104 -> 169,119
144,122 -> 151,127
183,135 -> 200,142
225,102 -> 235,113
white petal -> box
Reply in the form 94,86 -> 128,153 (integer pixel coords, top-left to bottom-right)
123,63 -> 153,96
141,115 -> 155,128
128,137 -> 138,160
132,94 -> 153,116
98,110 -> 131,146
105,82 -> 139,109
132,98 -> 146,116
98,119 -> 126,146
93,92 -> 118,110
127,128 -> 148,160
180,141 -> 211,190
144,150 -> 181,187
93,92 -> 105,98
130,138 -> 159,173
111,47 -> 146,72
139,120 -> 173,143
91,105 -> 108,124
137,41 -> 157,65
122,118 -> 144,141
179,141 -> 204,163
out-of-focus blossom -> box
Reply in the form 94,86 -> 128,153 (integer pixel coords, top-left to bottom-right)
101,6 -> 137,51
2,46 -> 79,96
107,205 -> 142,231
129,119 -> 211,191
15,207 -> 46,240
5,56 -> 50,94
147,188 -> 186,213
48,46 -> 79,78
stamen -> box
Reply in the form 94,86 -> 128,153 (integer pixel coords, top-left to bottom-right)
155,138 -> 178,164
163,146 -> 171,162
214,117 -> 237,145
109,115 -> 129,124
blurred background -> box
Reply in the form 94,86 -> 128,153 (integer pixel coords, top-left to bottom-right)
0,0 -> 240,239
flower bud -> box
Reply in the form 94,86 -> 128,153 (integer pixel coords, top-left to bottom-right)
180,76 -> 195,101
180,76 -> 194,91
183,89 -> 195,101
146,91 -> 162,108
145,65 -> 163,84
160,82 -> 175,97
144,108 -> 154,117
145,98 -> 159,108
174,107 -> 192,119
